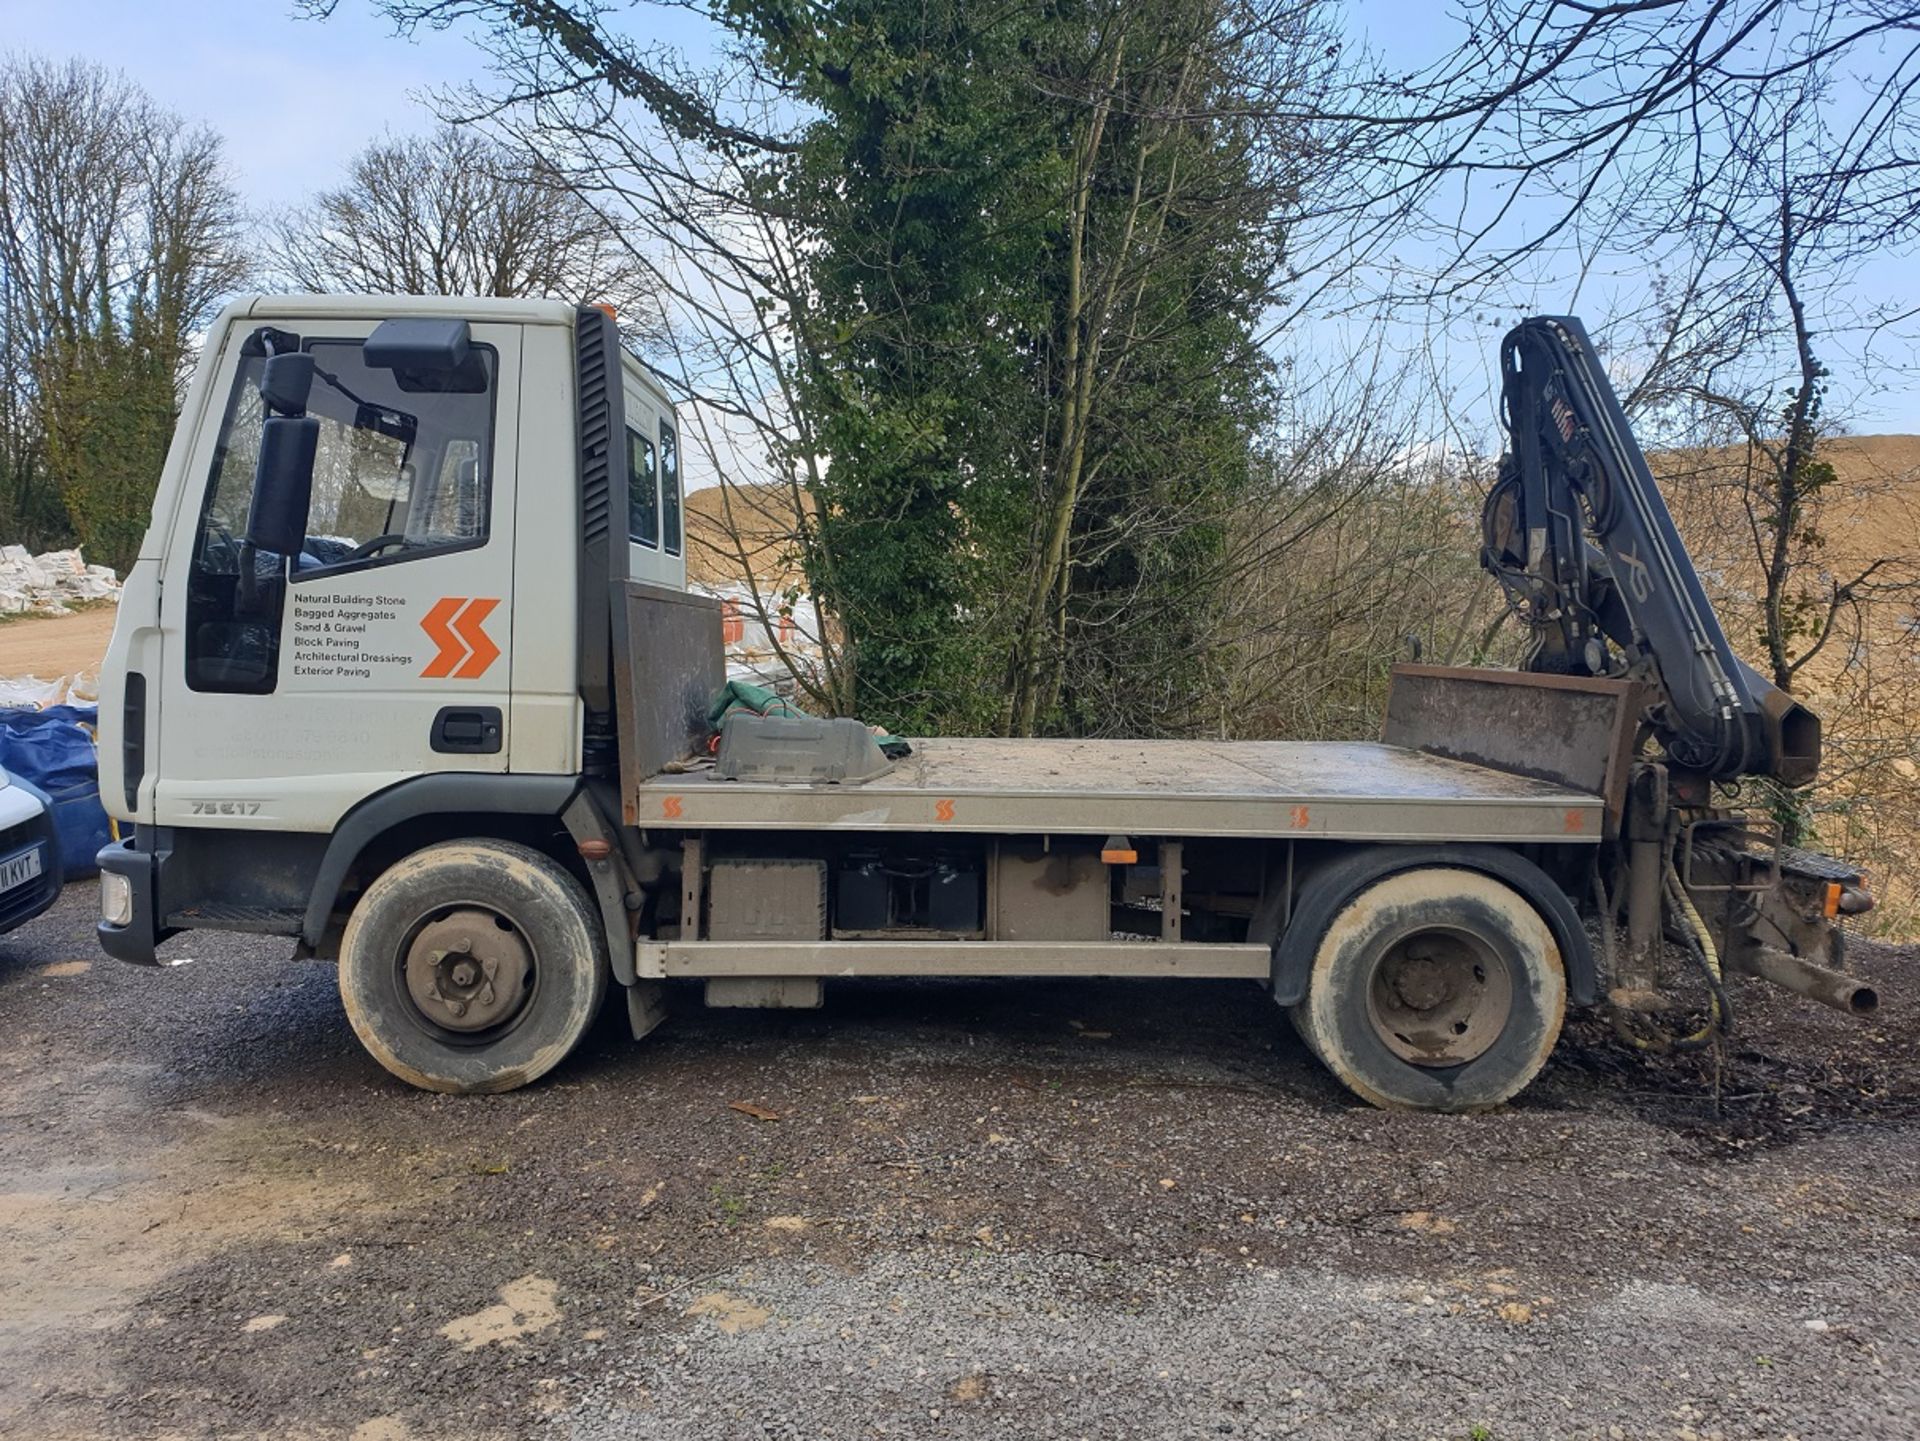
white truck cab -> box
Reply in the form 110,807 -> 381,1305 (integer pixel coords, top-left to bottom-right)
95,293 -> 683,951
99,295 -> 679,843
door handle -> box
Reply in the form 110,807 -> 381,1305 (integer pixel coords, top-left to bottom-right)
431,706 -> 503,755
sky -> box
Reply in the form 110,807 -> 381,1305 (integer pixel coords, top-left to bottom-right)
0,0 -> 478,207
4,0 -> 1916,438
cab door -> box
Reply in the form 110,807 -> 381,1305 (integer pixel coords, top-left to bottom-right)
152,317 -> 522,833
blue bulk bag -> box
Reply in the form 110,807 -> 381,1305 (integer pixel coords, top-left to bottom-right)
0,704 -> 110,881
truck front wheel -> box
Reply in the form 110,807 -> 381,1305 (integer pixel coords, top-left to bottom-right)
338,839 -> 609,1093
1291,867 -> 1565,1113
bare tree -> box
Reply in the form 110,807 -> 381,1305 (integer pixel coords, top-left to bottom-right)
269,125 -> 653,318
1318,4 -> 1914,290
0,57 -> 249,568
1585,51 -> 1920,704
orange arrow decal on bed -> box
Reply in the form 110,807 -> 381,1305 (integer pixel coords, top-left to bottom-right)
420,597 -> 502,679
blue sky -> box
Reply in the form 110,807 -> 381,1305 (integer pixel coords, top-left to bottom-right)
0,0 -> 1463,207
1,0 -> 476,207
4,0 -> 1915,436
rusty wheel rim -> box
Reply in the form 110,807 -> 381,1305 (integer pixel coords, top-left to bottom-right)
1365,928 -> 1514,1068
402,908 -> 536,1039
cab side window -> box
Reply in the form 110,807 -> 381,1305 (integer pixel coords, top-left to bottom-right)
184,342 -> 273,693
627,426 -> 658,547
184,328 -> 497,694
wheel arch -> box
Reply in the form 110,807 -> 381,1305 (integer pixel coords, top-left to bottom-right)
1269,843 -> 1595,1008
301,773 -> 581,951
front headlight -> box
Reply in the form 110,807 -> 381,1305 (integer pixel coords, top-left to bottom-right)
100,871 -> 133,928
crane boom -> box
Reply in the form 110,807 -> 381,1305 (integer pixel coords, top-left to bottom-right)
1483,315 -> 1820,786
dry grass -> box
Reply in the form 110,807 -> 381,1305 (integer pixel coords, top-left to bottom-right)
1654,435 -> 1920,937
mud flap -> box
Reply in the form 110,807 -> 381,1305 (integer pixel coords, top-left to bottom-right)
625,979 -> 669,1039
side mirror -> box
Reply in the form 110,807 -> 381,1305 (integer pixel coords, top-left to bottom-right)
260,353 -> 315,416
245,414 -> 319,556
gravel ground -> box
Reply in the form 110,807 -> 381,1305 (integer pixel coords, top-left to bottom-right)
2,887 -> 1916,1440
0,605 -> 115,680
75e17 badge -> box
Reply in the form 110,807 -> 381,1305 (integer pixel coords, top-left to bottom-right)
189,800 -> 262,817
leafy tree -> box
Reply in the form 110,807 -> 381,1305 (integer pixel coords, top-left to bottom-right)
749,0 -> 1330,734
744,0 -> 1051,730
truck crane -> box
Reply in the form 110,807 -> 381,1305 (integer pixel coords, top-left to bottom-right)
1485,316 -> 1870,1030
92,297 -> 1876,1110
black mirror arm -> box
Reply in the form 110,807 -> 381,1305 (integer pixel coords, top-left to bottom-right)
312,360 -> 373,413
237,539 -> 257,611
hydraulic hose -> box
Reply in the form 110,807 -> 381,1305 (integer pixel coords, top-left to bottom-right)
1663,860 -> 1733,1045
1605,846 -> 1733,1054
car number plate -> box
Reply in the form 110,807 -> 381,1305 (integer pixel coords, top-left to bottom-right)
0,846 -> 44,895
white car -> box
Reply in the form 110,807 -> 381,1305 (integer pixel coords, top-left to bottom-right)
0,765 -> 61,935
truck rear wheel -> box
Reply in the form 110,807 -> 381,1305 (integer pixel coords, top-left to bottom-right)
1291,867 -> 1565,1113
338,839 -> 608,1094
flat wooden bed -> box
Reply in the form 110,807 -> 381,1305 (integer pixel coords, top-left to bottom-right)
634,738 -> 1602,843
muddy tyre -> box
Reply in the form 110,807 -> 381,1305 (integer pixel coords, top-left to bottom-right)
338,839 -> 608,1094
1291,867 -> 1565,1113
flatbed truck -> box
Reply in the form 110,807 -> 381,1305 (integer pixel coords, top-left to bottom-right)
93,297 -> 1877,1110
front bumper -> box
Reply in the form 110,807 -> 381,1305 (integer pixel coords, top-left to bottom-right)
96,831 -> 173,965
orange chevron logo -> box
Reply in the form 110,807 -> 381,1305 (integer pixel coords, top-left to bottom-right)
420,597 -> 502,679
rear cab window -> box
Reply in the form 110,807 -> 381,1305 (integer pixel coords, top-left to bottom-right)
661,421 -> 681,556
627,427 -> 658,547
